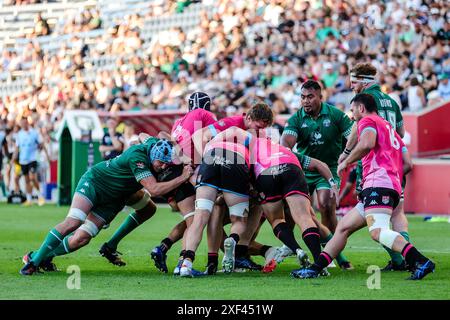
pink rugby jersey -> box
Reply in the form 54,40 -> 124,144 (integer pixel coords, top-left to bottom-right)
171,108 -> 217,159
357,115 -> 405,194
252,137 -> 301,178
207,115 -> 246,136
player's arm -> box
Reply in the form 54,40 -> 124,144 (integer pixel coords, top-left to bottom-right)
395,102 -> 405,138
337,127 -> 376,176
402,146 -> 413,175
305,155 -> 339,205
212,127 -> 253,146
139,165 -> 193,197
338,122 -> 358,164
280,117 -> 300,149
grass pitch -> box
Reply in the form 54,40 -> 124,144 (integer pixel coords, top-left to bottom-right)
0,203 -> 449,300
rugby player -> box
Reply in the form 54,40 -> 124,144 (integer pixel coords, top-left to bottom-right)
20,138 -> 193,275
340,62 -> 409,271
281,80 -> 353,269
291,94 -> 435,280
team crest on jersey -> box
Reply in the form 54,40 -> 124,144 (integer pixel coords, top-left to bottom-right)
136,162 -> 145,169
323,119 -> 331,127
310,131 -> 324,146
382,196 -> 390,205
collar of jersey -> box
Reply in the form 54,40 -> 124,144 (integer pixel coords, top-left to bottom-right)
363,83 -> 381,92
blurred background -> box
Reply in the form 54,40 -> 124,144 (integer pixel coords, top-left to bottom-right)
0,0 -> 449,213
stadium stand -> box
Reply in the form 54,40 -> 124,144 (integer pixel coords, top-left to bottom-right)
0,0 -> 449,212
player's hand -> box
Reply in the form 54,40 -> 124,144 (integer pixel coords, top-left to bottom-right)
138,132 -> 150,143
338,152 -> 348,165
181,165 -> 194,181
337,160 -> 348,177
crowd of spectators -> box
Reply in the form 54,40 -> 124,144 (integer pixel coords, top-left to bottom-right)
0,1 -> 449,197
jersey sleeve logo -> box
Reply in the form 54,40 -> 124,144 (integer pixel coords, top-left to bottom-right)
136,162 -> 145,169
218,121 -> 225,127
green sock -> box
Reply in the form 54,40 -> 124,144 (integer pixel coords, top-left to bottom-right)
382,231 -> 409,266
321,233 -> 350,265
48,235 -> 73,257
31,228 -> 63,265
106,212 -> 140,250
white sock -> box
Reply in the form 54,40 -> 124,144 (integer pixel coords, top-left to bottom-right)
182,259 -> 193,268
26,194 -> 32,201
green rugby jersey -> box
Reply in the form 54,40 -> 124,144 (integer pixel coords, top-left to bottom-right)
362,84 -> 403,129
284,102 -> 353,168
89,137 -> 159,198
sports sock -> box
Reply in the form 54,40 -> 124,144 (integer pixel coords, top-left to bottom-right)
235,245 -> 248,258
321,232 -> 349,265
26,193 -> 32,202
302,227 -> 322,263
311,252 -> 333,272
259,245 -> 271,257
208,252 -> 218,266
179,250 -> 186,258
401,243 -> 427,266
30,228 -> 64,265
46,234 -> 73,258
106,212 -> 140,250
160,237 -> 173,254
229,233 -> 240,244
273,222 -> 301,253
184,250 -> 195,262
382,231 -> 409,266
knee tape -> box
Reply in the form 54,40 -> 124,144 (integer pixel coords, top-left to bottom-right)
79,220 -> 99,237
67,208 -> 87,222
355,202 -> 365,218
183,211 -> 196,220
131,191 -> 151,210
379,229 -> 399,249
229,201 -> 249,217
366,213 -> 391,232
195,199 -> 215,213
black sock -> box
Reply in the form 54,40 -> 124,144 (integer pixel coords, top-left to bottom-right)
184,250 -> 195,262
273,222 -> 301,253
235,245 -> 248,258
160,238 -> 173,254
302,227 -> 322,263
229,233 -> 240,243
402,243 -> 427,266
310,252 -> 333,272
208,252 -> 218,266
259,245 -> 271,257
179,250 -> 186,258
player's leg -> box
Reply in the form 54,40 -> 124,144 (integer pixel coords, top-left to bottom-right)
316,188 -> 338,234
364,188 -> 434,280
311,206 -> 353,270
100,190 -> 156,266
20,193 -> 92,275
234,202 -> 263,271
381,198 -> 410,271
221,191 -> 249,273
22,165 -> 33,206
180,185 -> 217,276
29,162 -> 44,206
204,198 -> 227,275
291,203 -> 366,279
163,194 -> 195,275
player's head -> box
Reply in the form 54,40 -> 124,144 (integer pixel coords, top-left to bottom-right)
149,139 -> 173,172
245,102 -> 273,133
350,93 -> 378,121
188,91 -> 211,111
300,80 -> 322,115
349,63 -> 377,93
